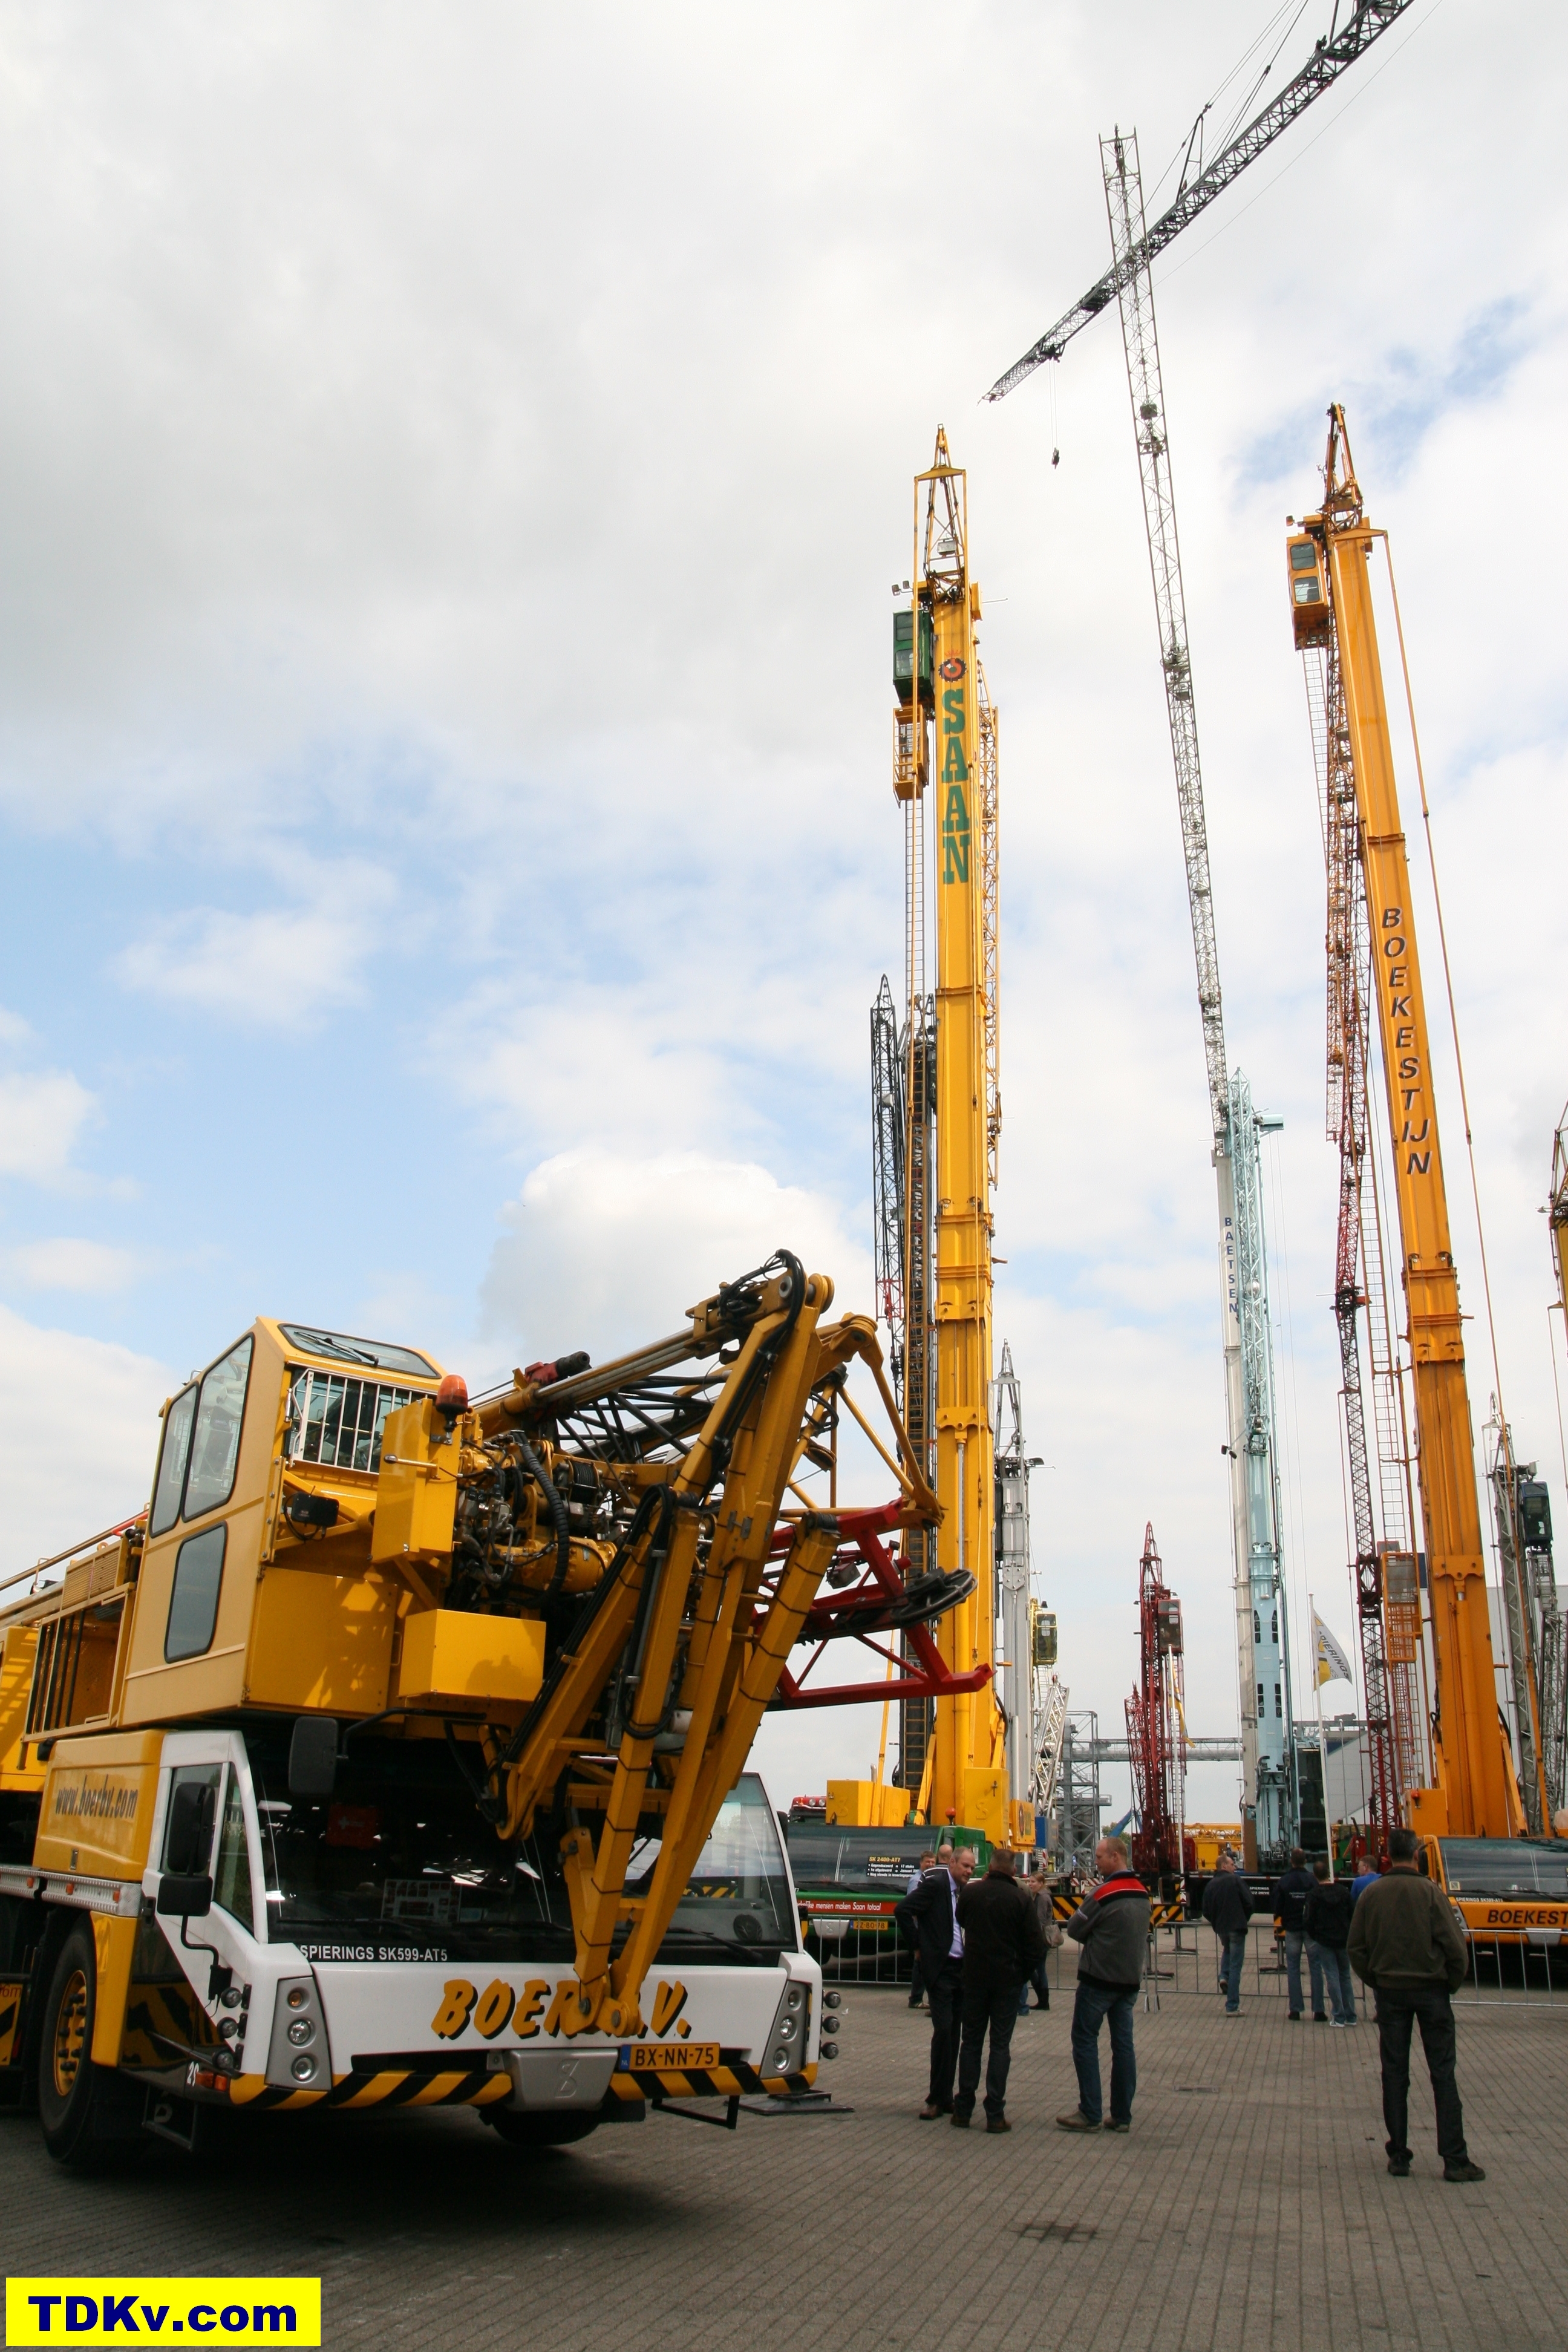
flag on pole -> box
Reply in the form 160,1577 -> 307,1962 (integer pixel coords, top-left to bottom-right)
1313,1611 -> 1354,1688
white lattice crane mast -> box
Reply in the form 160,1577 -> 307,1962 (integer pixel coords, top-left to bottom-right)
1102,130 -> 1296,1866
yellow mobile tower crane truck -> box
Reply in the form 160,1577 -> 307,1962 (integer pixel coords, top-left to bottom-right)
0,1255 -> 952,2165
1289,415 -> 1560,1941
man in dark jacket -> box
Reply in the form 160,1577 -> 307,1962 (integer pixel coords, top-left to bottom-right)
1348,1826 -> 1483,2182
1272,1845 -> 1319,2020
1201,1852 -> 1253,2013
949,1848 -> 1047,2132
894,1842 -> 974,2118
1056,1837 -> 1150,2133
1303,1857 -> 1357,2024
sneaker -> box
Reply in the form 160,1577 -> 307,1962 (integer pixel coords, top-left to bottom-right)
985,2116 -> 1011,2134
1443,2160 -> 1486,2184
950,2110 -> 972,2129
1056,2110 -> 1099,2132
1103,2119 -> 1131,2134
1331,2018 -> 1351,2029
1223,2007 -> 1241,2016
1387,2156 -> 1411,2177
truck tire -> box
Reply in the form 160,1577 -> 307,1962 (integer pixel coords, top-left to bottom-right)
486,2109 -> 600,2151
37,1921 -> 141,2169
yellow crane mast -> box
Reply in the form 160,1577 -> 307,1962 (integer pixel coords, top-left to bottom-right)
1290,407 -> 1522,1841
893,432 -> 1014,1843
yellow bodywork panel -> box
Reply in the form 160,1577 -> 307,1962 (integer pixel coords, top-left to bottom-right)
397,1608 -> 543,1705
372,1399 -> 461,1564
90,1913 -> 139,2066
246,1567 -> 397,1714
33,1731 -> 163,1876
961,1765 -> 1007,1844
0,1627 -> 42,1790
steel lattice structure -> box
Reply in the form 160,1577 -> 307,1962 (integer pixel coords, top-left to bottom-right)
985,1 -> 1418,403
1102,129 -> 1295,1863
1125,1523 -> 1185,1882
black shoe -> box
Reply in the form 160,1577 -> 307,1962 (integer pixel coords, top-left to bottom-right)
1444,2160 -> 1486,2184
1287,2011 -> 1302,2022
1313,2013 -> 1328,2023
1387,2156 -> 1411,2177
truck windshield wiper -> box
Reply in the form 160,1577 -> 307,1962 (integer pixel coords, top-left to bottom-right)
656,1929 -> 773,1965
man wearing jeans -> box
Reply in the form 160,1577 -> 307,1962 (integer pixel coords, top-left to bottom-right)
1056,1837 -> 1150,2134
1272,1846 -> 1319,2020
1202,1852 -> 1253,2013
1347,1826 -> 1483,2183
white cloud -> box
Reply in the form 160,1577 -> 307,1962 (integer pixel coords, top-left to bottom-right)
480,1146 -> 873,1368
0,1008 -> 31,1045
0,1069 -> 97,1183
2,1238 -> 149,1294
116,866 -> 396,1028
0,1305 -> 170,1587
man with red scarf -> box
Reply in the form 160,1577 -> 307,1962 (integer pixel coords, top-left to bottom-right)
1056,1836 -> 1151,2134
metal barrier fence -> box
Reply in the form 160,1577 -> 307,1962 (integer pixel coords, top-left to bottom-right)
1142,1918 -> 1568,2011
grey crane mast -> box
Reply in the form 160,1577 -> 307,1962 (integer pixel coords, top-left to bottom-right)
1100,129 -> 1297,1865
993,1341 -> 1037,1814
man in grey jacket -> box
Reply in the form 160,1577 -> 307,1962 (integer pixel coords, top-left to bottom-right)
1056,1837 -> 1150,2134
1347,1825 -> 1483,2182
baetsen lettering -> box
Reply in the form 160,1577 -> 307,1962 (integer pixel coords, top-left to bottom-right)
1379,907 -> 1436,1177
52,1779 -> 140,1823
429,1974 -> 691,2045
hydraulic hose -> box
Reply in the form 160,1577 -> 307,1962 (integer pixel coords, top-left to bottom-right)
515,1437 -> 571,1596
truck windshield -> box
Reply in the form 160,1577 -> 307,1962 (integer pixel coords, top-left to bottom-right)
244,1732 -> 797,1967
1438,1839 -> 1568,1900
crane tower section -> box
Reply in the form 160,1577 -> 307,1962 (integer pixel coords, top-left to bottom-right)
1290,407 -> 1523,1840
993,1341 -> 1035,1815
1102,129 -> 1295,1864
885,431 -> 1010,1840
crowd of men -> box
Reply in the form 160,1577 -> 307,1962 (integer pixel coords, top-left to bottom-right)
889,1825 -> 1482,2180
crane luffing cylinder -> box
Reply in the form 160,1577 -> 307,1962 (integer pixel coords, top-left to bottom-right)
1292,410 -> 1522,1841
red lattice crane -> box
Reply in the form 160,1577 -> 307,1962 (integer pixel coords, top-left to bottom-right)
1125,1524 -> 1186,1881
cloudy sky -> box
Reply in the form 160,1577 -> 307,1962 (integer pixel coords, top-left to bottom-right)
2,2 -> 1563,1819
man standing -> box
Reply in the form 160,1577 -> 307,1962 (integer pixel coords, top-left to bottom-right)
1272,1845 -> 1319,2021
1056,1837 -> 1150,2134
1017,1871 -> 1060,2016
895,1842 -> 974,2118
950,1848 -> 1046,2133
1202,1851 -> 1253,2013
906,1851 -> 935,2009
1348,1825 -> 1483,2182
1304,1856 -> 1357,2025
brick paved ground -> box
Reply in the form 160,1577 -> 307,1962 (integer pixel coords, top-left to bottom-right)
3,1963 -> 1564,2352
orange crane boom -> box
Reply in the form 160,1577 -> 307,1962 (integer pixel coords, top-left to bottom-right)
1290,408 -> 1523,1840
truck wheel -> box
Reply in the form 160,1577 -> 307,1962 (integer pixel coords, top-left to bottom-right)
486,2109 -> 600,2151
37,1922 -> 140,2169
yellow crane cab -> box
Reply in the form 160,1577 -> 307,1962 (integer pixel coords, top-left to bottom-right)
1287,532 -> 1331,648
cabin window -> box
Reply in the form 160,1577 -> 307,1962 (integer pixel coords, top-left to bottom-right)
1290,540 -> 1318,571
165,1524 -> 227,1662
214,1769 -> 255,1931
1293,577 -> 1322,604
149,1387 -> 197,1538
183,1337 -> 254,1521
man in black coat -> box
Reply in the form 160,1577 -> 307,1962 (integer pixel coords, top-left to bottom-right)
950,1848 -> 1048,2132
1201,1852 -> 1253,2014
894,1843 -> 975,2118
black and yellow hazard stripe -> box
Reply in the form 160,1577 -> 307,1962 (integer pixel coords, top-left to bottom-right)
0,1983 -> 22,2069
230,2067 -> 514,2112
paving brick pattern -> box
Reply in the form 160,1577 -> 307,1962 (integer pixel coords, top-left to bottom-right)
2,1965 -> 1563,2352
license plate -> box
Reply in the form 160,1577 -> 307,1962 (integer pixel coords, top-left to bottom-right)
622,2041 -> 720,2072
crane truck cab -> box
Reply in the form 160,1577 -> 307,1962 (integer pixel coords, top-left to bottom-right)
0,1266 -> 946,2164
1418,1833 -> 1568,1955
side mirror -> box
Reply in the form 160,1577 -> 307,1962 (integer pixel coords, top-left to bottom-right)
289,1715 -> 341,1800
165,1779 -> 216,1874
157,1872 -> 213,1918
